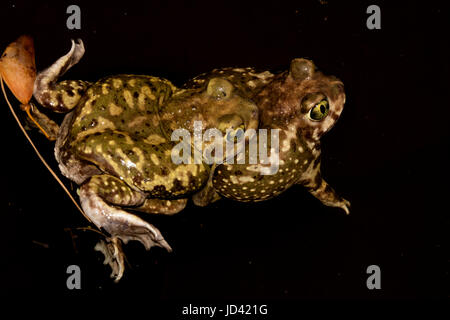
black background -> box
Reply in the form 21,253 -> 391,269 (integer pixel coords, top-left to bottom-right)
0,0 -> 448,304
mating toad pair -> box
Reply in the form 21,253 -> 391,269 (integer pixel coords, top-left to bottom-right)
1,36 -> 349,280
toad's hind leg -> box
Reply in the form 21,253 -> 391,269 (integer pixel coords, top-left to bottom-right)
134,198 -> 188,215
79,174 -> 172,281
33,39 -> 91,112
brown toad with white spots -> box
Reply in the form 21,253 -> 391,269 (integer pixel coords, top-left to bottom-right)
188,59 -> 350,213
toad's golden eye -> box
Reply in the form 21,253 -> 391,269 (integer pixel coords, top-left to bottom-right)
308,99 -> 329,121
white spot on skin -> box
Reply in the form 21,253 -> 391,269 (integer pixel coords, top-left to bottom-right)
260,147 -> 280,175
247,80 -> 256,88
112,79 -> 122,89
115,148 -> 137,170
142,86 -> 156,100
76,95 -> 98,119
138,93 -> 147,111
143,134 -> 166,145
281,125 -> 297,152
230,175 -> 239,184
281,140 -> 290,152
123,90 -> 134,108
109,103 -> 123,116
128,116 -> 147,128
150,154 -> 160,165
238,176 -> 255,183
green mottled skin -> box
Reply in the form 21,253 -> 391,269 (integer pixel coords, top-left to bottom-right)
56,74 -> 258,199
69,75 -> 173,140
58,75 -> 204,198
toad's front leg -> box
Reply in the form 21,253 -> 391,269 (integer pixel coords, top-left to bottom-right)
79,174 -> 172,281
192,164 -> 221,207
298,162 -> 350,214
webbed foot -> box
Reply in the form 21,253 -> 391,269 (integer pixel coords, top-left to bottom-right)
300,171 -> 351,215
79,175 -> 172,279
94,237 -> 125,282
336,198 -> 351,215
79,176 -> 172,252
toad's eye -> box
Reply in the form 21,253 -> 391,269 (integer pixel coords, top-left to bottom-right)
308,99 -> 329,121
